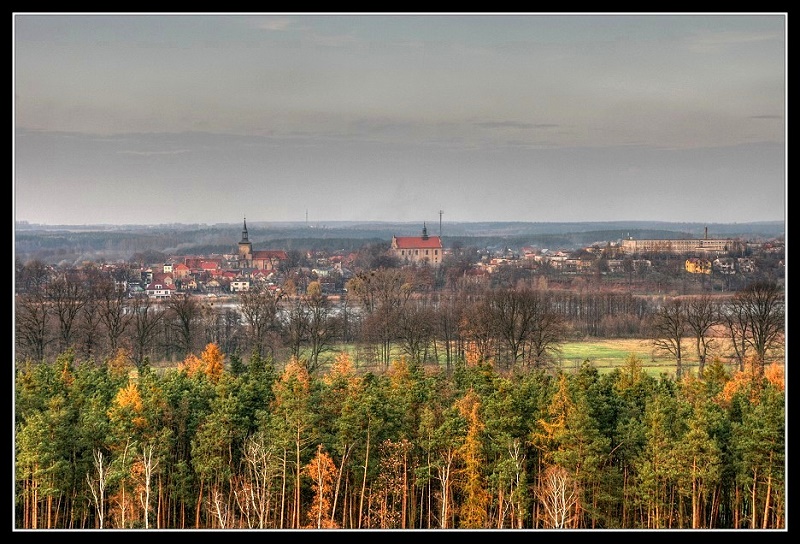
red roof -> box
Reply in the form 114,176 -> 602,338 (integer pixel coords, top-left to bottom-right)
151,272 -> 174,286
393,236 -> 442,249
145,282 -> 174,291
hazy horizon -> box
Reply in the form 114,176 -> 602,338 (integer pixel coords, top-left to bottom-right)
13,13 -> 787,227
14,218 -> 786,229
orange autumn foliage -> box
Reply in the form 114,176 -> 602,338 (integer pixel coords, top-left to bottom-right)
59,357 -> 75,388
111,381 -> 147,429
178,343 -> 226,383
107,348 -> 134,380
765,362 -> 785,391
273,356 -> 311,404
302,444 -> 339,529
464,343 -> 483,367
200,343 -> 225,383
719,358 -> 785,406
178,354 -> 205,378
387,356 -> 413,389
323,351 -> 356,386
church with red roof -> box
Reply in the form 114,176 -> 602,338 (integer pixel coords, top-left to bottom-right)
390,223 -> 443,267
237,218 -> 288,272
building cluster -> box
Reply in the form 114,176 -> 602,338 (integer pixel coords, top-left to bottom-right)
63,221 -> 779,301
128,219 -> 357,299
463,234 -> 778,280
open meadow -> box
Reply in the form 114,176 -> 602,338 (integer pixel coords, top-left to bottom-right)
276,336 -> 781,378
555,338 -> 726,376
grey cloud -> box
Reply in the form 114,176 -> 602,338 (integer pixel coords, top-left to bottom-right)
475,121 -> 559,130
118,149 -> 192,156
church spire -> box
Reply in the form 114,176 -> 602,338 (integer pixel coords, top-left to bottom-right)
421,222 -> 429,240
238,217 -> 253,265
241,217 -> 249,243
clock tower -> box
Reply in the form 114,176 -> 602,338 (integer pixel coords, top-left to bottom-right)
238,217 -> 252,267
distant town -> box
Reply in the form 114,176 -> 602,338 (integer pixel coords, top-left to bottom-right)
15,218 -> 784,300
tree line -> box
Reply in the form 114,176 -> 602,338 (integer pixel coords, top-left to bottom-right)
15,262 -> 784,379
15,346 -> 784,529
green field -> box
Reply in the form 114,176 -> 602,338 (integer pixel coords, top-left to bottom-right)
299,337 -> 760,378
560,338 -> 655,362
556,338 -> 681,375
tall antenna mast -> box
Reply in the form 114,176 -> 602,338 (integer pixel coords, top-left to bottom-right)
439,209 -> 443,237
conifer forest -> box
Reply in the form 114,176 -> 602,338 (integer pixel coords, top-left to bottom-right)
15,343 -> 784,529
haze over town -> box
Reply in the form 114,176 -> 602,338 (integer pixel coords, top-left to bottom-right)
13,13 -> 786,226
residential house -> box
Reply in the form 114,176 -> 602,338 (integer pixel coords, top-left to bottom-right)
145,282 -> 174,299
206,279 -> 222,294
737,257 -> 756,273
173,263 -> 191,280
685,257 -> 712,274
230,277 -> 251,293
200,261 -> 221,275
713,257 -> 736,275
150,271 -> 175,288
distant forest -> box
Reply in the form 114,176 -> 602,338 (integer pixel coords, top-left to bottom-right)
14,220 -> 785,266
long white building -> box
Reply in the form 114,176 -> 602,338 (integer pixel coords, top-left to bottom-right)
621,237 -> 741,255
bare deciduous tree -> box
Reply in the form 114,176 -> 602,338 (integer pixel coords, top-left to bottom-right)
719,296 -> 750,372
48,271 -> 87,353
128,295 -> 164,369
303,282 -> 338,372
650,297 -> 688,379
396,300 -> 435,365
86,448 -> 108,529
732,281 -> 784,377
537,465 -> 579,529
15,291 -> 52,362
77,292 -> 104,362
487,288 -> 537,368
167,294 -> 201,359
459,297 -> 495,364
98,278 -> 130,359
238,283 -> 281,359
685,295 -> 718,375
139,443 -> 159,529
347,269 -> 413,368
524,291 -> 567,369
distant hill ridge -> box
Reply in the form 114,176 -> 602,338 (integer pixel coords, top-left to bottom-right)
15,220 -> 784,266
15,219 -> 784,236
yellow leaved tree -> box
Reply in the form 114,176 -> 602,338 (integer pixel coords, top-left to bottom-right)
178,343 -> 225,383
303,444 -> 339,528
201,342 -> 225,383
719,357 -> 785,406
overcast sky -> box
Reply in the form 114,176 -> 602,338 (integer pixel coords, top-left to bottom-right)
13,13 -> 786,226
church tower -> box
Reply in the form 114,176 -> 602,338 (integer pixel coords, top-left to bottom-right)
238,217 -> 253,267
